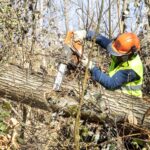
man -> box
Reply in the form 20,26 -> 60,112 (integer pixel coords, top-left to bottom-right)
74,30 -> 143,97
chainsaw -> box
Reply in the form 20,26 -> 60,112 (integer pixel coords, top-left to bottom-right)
53,31 -> 83,91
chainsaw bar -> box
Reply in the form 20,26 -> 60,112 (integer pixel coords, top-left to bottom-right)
53,45 -> 73,91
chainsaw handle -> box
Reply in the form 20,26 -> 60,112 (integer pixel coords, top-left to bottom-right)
64,31 -> 83,58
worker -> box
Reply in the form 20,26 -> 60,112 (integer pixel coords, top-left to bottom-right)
74,30 -> 143,97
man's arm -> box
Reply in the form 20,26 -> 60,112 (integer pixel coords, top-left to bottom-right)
86,31 -> 112,49
91,67 -> 140,89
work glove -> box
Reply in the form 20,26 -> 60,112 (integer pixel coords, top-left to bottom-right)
81,57 -> 96,70
74,30 -> 87,42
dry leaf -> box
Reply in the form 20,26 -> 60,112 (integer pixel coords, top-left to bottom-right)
127,111 -> 138,125
9,118 -> 19,128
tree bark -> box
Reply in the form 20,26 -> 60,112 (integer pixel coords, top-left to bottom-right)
63,0 -> 69,33
120,0 -> 128,33
0,64 -> 150,128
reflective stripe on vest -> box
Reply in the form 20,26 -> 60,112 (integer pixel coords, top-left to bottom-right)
109,54 -> 143,97
121,84 -> 142,91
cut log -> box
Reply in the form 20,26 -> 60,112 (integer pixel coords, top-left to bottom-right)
0,64 -> 150,127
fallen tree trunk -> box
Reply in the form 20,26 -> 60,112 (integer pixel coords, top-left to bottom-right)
0,64 -> 150,127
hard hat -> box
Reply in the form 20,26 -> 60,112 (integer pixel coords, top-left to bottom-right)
107,33 -> 140,56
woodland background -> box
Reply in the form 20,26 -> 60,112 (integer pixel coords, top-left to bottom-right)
0,0 -> 150,149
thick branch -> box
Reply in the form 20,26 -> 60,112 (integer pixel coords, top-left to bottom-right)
0,64 -> 149,128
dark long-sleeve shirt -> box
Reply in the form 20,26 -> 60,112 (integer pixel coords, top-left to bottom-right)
86,31 -> 140,89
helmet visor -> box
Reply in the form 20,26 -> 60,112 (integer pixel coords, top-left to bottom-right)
107,42 -> 126,56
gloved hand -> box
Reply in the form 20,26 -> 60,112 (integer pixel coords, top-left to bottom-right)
74,30 -> 87,42
81,57 -> 96,70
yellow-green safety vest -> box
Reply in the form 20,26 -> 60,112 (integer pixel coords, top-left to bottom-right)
109,54 -> 143,97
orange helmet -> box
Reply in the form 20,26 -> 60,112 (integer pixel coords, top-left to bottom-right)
107,33 -> 140,56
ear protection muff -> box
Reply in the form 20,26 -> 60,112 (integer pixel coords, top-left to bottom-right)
131,46 -> 138,55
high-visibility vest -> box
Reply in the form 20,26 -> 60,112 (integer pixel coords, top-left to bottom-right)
109,54 -> 143,97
